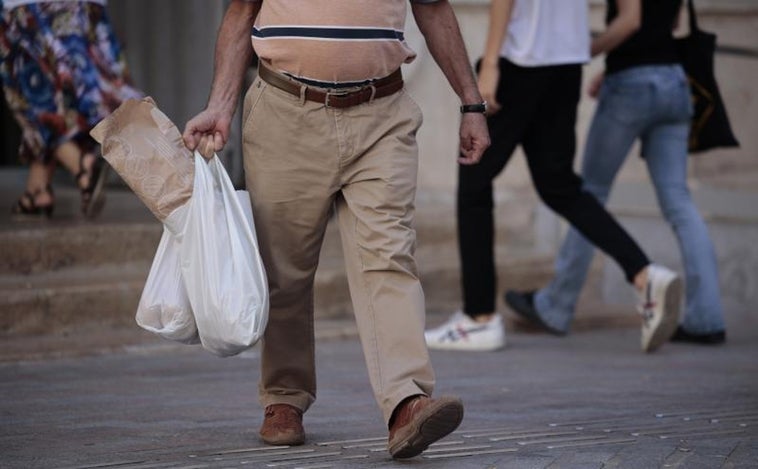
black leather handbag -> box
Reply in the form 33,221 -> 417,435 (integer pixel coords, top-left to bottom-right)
675,0 -> 739,153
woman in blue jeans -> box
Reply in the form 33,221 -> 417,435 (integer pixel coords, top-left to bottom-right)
507,0 -> 726,343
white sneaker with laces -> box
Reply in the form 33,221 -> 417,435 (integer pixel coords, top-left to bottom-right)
424,311 -> 506,351
638,264 -> 682,353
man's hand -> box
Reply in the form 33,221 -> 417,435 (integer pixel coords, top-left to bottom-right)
183,109 -> 231,159
182,0 -> 258,159
412,0 -> 491,165
458,113 -> 490,165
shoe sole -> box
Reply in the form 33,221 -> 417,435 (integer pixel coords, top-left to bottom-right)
424,337 -> 506,352
671,330 -> 726,345
388,396 -> 463,459
260,432 -> 305,446
643,276 -> 682,353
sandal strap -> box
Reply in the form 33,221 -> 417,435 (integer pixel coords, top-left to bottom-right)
13,186 -> 54,216
19,191 -> 35,206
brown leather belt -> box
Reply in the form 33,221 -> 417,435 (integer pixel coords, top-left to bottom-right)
258,63 -> 403,109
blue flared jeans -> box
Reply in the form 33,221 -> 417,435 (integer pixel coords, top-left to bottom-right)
535,64 -> 725,335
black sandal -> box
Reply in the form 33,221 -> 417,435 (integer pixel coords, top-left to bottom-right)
77,153 -> 110,219
11,184 -> 54,219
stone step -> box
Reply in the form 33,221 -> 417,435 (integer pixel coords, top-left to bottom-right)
0,182 -> 162,276
0,180 -> 554,337
0,262 -> 149,335
0,185 -> 538,275
0,226 -> 554,337
0,222 -> 162,276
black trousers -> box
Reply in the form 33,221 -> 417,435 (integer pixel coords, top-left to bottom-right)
458,58 -> 649,317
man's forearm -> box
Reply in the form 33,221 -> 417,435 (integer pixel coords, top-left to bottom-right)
412,1 -> 482,104
206,0 -> 259,117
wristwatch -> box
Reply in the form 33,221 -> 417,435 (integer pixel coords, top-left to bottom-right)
460,101 -> 487,114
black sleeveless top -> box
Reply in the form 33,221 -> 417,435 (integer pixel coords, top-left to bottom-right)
605,0 -> 682,74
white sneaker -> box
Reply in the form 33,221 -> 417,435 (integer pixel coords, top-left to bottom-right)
638,264 -> 682,353
424,311 -> 506,352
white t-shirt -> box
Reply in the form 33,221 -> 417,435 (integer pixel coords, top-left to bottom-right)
2,0 -> 106,10
500,0 -> 590,67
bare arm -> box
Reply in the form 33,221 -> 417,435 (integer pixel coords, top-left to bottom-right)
591,0 -> 641,57
183,0 -> 259,156
411,0 -> 490,165
478,0 -> 514,115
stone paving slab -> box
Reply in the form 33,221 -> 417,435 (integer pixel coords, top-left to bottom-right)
2,316 -> 757,468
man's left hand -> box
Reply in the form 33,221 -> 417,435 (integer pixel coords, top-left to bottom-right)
458,113 -> 490,165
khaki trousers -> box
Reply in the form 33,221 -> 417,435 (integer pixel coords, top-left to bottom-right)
242,73 -> 435,424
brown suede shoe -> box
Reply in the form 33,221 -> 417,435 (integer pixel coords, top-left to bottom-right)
388,395 -> 464,459
259,404 -> 305,446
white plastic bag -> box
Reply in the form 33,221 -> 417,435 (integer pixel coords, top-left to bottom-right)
136,226 -> 199,344
165,152 -> 269,357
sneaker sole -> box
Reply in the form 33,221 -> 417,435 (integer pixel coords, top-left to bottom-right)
425,338 -> 506,352
643,276 -> 682,353
388,396 -> 464,459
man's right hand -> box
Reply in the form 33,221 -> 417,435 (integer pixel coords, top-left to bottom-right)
182,0 -> 258,159
182,109 -> 231,159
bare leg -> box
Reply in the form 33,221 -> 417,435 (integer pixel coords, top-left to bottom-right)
54,141 -> 94,190
24,161 -> 55,206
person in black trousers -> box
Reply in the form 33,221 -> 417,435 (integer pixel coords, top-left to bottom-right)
425,0 -> 681,353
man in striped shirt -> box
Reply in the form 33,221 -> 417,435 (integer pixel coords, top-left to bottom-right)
183,0 -> 489,459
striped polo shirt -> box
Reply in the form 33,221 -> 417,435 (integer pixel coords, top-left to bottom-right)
247,0 -> 439,87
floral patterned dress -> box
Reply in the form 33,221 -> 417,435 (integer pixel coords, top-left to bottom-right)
0,1 -> 141,163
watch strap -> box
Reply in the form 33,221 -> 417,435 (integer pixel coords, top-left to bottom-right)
460,102 -> 487,114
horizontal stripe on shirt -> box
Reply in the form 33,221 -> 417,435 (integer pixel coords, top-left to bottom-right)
252,26 -> 405,42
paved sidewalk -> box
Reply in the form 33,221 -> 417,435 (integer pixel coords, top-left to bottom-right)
2,311 -> 757,469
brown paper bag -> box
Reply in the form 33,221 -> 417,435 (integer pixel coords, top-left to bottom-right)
90,97 -> 194,221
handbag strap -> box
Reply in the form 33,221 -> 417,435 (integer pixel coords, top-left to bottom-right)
686,0 -> 700,33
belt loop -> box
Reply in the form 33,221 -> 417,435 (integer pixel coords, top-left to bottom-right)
368,85 -> 377,105
298,85 -> 307,106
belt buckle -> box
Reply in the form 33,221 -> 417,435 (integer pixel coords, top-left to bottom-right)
324,89 -> 350,108
324,85 -> 377,108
